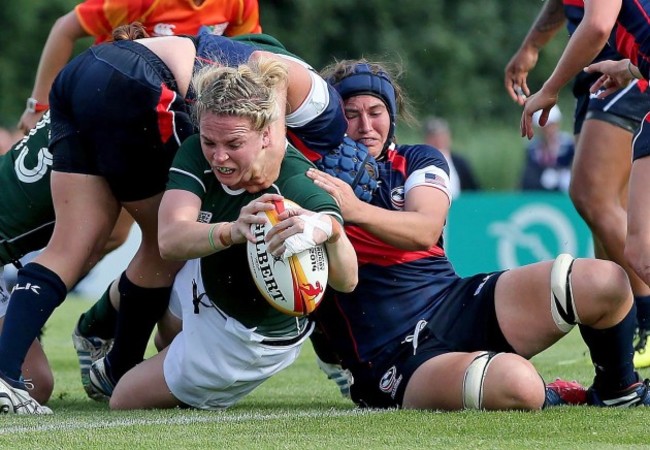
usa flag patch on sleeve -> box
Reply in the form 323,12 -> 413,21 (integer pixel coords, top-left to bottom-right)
405,166 -> 452,203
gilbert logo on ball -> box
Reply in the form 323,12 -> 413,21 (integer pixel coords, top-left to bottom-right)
247,199 -> 329,316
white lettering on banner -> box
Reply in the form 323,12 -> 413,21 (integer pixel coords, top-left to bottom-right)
488,203 -> 576,269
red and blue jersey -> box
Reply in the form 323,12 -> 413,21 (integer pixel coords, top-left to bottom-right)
616,0 -> 650,79
313,144 -> 460,367
563,0 -> 621,63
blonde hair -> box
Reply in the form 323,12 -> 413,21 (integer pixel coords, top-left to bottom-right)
191,57 -> 288,131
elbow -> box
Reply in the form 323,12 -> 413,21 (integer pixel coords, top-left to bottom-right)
411,232 -> 441,251
581,19 -> 613,45
158,233 -> 181,261
329,273 -> 358,293
592,29 -> 611,47
412,240 -> 435,252
326,259 -> 358,293
340,271 -> 358,293
158,241 -> 175,261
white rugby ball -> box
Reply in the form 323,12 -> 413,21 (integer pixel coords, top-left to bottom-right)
247,199 -> 329,316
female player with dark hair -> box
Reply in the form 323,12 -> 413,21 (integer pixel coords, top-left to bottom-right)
0,23 -> 347,414
307,58 -> 647,410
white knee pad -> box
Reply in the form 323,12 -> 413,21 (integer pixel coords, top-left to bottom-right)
462,351 -> 500,410
550,253 -> 581,333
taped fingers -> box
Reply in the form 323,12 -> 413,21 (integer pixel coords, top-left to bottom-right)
280,214 -> 333,259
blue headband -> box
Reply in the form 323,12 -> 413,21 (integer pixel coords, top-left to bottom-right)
329,64 -> 397,143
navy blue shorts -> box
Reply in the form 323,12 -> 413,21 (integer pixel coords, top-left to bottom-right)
49,40 -> 195,201
348,271 -> 512,408
574,79 -> 650,135
633,112 -> 650,160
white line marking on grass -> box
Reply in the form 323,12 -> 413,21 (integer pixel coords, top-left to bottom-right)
0,408 -> 393,435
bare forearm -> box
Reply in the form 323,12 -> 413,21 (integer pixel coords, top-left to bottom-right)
159,221 -> 233,261
520,0 -> 566,51
348,202 -> 442,251
324,232 -> 358,293
544,6 -> 613,93
31,12 -> 86,102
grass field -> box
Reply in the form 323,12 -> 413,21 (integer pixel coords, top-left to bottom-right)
3,296 -> 650,449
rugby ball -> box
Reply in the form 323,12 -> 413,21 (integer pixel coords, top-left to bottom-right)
247,199 -> 329,316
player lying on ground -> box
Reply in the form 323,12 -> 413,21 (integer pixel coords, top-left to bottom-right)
309,58 -> 648,410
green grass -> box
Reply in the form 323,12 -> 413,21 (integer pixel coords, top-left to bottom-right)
2,296 -> 650,449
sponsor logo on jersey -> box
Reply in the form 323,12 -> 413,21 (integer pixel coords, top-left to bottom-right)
153,23 -> 177,36
390,186 -> 405,209
379,365 -> 403,399
197,211 -> 213,223
473,274 -> 493,296
204,23 -> 229,35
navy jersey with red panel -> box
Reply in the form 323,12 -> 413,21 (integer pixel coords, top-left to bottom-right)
563,0 -> 620,63
563,1 -> 622,102
563,0 -> 650,135
616,0 -> 650,79
313,143 -> 460,368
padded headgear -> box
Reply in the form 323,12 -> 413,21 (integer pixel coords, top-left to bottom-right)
328,63 -> 397,147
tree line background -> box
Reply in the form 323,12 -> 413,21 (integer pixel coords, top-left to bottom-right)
0,0 -> 570,190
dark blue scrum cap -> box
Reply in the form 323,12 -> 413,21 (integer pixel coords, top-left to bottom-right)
329,63 -> 397,143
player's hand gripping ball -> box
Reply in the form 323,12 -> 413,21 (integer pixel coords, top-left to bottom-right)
314,136 -> 379,202
247,199 -> 329,316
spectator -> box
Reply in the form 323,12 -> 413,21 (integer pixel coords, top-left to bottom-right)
520,106 -> 574,192
423,117 -> 480,197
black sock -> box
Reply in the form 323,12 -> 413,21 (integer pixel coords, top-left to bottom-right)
0,263 -> 66,382
78,283 -> 118,340
580,304 -> 638,395
105,272 -> 171,383
635,295 -> 650,331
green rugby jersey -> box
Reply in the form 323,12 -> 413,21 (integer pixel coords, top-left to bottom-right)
167,134 -> 341,336
0,114 -> 55,264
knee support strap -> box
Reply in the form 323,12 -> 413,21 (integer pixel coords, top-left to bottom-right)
462,351 -> 500,410
550,253 -> 581,333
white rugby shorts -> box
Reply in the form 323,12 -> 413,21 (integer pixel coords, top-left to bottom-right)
163,259 -> 313,410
